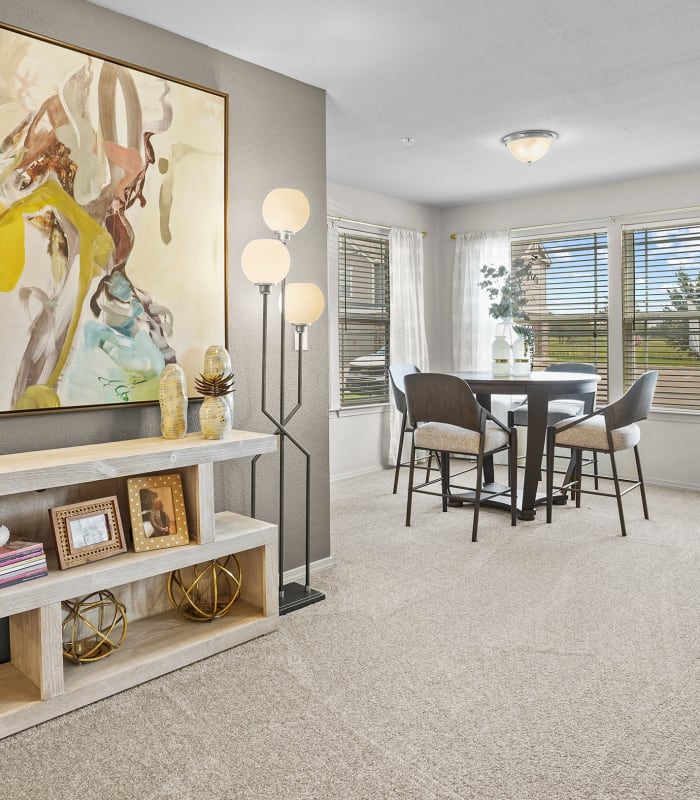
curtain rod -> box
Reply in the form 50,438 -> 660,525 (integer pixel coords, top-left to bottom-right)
449,203 -> 700,239
328,214 -> 426,237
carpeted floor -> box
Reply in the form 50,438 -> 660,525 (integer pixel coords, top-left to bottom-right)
1,468 -> 699,800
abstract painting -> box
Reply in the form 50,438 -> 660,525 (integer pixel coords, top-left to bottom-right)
0,24 -> 227,414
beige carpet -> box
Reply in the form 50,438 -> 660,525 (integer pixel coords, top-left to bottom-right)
1,469 -> 699,800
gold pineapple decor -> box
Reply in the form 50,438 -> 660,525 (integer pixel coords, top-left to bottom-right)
196,370 -> 235,440
194,371 -> 235,397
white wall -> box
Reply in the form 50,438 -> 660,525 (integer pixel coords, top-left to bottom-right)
329,170 -> 700,489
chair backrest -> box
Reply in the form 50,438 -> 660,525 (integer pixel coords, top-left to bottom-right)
604,370 -> 658,429
388,364 -> 420,415
546,362 -> 599,412
404,373 -> 483,432
546,362 -> 598,375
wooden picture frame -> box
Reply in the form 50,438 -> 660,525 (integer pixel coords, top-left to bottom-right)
50,496 -> 127,569
0,23 -> 228,416
127,474 -> 189,553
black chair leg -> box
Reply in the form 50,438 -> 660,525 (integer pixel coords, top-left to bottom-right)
634,445 -> 650,519
575,449 -> 583,508
509,430 -> 518,527
561,448 -> 576,499
393,414 -> 407,494
425,450 -> 433,484
546,427 -> 555,523
609,449 -> 627,537
472,450 -> 484,543
405,441 -> 416,527
593,452 -> 600,490
440,451 -> 450,512
433,451 -> 442,484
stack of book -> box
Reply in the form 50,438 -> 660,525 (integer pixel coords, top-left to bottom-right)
0,540 -> 48,589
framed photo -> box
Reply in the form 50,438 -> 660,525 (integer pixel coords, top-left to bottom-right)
127,474 -> 189,553
50,496 -> 127,569
0,23 -> 227,416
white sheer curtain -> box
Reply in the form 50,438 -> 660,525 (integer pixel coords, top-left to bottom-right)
389,227 -> 429,465
452,230 -> 510,371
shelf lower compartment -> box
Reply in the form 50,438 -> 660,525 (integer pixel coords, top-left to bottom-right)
1,601 -> 278,739
0,662 -> 41,712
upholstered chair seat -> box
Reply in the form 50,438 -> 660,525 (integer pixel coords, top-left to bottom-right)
511,398 -> 584,427
553,416 -> 641,452
415,420 -> 509,455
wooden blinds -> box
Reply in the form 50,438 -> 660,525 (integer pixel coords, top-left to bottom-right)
623,222 -> 700,411
338,231 -> 390,407
511,232 -> 609,403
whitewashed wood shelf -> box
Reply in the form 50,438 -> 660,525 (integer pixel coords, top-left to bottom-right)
0,431 -> 279,740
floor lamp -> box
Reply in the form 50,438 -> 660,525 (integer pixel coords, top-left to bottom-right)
241,188 -> 325,615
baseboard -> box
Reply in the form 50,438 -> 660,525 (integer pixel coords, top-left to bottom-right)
283,555 -> 336,584
330,466 -> 385,482
646,477 -> 700,491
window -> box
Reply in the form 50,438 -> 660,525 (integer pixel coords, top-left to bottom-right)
337,230 -> 390,407
510,232 -> 609,402
623,222 -> 700,411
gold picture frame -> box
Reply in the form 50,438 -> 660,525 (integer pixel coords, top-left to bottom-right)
0,22 -> 228,416
127,474 -> 189,553
50,496 -> 127,569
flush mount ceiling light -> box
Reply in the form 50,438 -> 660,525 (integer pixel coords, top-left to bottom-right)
501,130 -> 558,165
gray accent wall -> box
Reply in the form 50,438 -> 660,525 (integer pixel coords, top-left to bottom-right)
0,1 -> 330,571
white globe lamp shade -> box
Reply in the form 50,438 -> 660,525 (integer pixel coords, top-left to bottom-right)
262,188 -> 310,237
285,283 -> 325,325
501,130 -> 558,165
241,239 -> 291,286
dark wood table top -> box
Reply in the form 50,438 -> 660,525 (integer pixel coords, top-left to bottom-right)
452,371 -> 601,393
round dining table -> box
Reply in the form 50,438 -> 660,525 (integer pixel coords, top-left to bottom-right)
452,370 -> 601,519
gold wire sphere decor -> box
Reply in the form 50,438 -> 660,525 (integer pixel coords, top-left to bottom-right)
167,554 -> 242,621
61,590 -> 128,664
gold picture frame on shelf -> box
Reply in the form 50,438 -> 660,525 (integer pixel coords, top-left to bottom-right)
50,496 -> 127,569
127,474 -> 189,552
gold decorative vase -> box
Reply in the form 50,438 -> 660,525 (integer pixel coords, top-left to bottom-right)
199,395 -> 231,439
159,363 -> 188,439
195,361 -> 235,440
203,344 -> 234,427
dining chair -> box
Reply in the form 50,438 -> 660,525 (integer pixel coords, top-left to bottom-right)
508,361 -> 600,489
545,370 -> 658,536
404,373 -> 517,542
389,364 -> 435,494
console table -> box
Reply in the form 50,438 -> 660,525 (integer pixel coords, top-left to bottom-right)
0,430 -> 278,739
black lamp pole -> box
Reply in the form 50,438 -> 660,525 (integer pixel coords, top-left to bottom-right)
250,282 -> 324,615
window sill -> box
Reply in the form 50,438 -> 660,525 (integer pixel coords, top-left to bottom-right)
648,407 -> 700,424
330,403 -> 390,418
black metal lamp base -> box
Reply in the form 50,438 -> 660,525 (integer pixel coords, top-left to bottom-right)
279,582 -> 325,615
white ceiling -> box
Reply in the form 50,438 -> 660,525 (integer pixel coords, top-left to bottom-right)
86,0 -> 700,208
